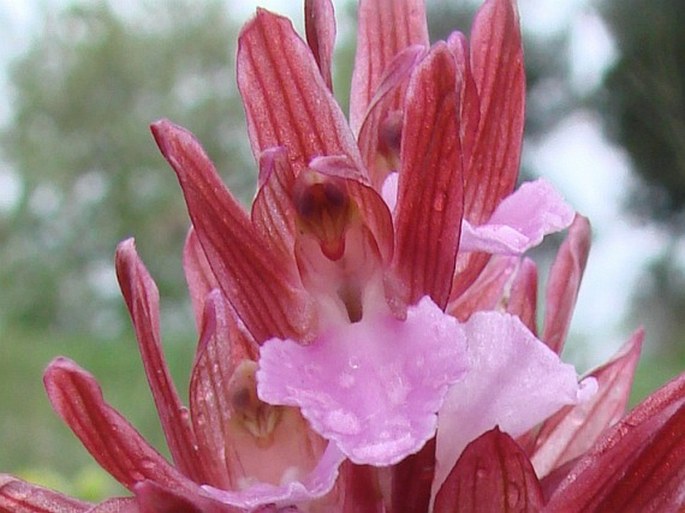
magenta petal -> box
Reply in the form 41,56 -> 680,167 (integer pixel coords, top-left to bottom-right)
459,179 -> 574,254
434,311 -> 596,495
257,296 -> 468,466
201,443 -> 345,510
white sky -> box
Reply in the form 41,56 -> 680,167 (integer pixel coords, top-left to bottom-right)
0,0 -> 665,369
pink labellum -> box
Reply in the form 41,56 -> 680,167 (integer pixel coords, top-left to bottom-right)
460,179 -> 575,255
257,296 -> 468,466
433,311 -> 597,496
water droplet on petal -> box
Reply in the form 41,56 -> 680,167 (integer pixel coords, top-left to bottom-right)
326,409 -> 361,435
507,483 -> 521,507
433,192 -> 447,212
348,356 -> 360,369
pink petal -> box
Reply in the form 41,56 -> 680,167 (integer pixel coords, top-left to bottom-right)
459,179 -> 574,255
201,443 -> 346,510
545,372 -> 685,511
237,9 -> 363,172
542,214 -> 591,354
464,0 -> 524,224
392,43 -> 464,309
433,312 -> 596,495
531,329 -> 643,478
189,290 -> 257,489
349,0 -> 428,134
44,358 -> 195,493
115,239 -> 204,483
257,296 -> 468,466
304,0 -> 336,91
433,427 -> 544,513
0,474 -> 90,513
151,120 -> 315,343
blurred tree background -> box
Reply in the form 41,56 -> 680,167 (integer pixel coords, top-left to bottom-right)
0,0 -> 684,500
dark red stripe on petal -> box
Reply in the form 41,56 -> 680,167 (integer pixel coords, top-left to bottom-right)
393,44 -> 464,308
151,120 -> 315,343
546,372 -> 685,511
305,0 -> 336,92
115,239 -> 204,483
434,427 -> 544,513
43,358 -> 193,493
183,228 -> 220,330
0,474 -> 90,513
464,0 -> 524,223
349,0 -> 429,134
238,10 -> 362,172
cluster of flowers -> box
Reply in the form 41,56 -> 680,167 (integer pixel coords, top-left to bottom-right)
2,0 -> 684,511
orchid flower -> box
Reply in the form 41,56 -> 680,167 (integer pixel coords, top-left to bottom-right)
2,0 -> 684,512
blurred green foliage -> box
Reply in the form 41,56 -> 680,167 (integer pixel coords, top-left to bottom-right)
0,0 -> 255,337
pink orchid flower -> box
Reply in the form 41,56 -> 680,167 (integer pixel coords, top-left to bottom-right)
2,0 -> 683,512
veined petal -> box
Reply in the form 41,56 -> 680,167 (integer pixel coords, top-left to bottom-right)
459,179 -> 574,255
542,214 -> 591,354
464,0 -> 524,223
506,257 -> 538,334
238,9 -> 363,173
183,227 -> 220,330
531,330 -> 643,478
201,443 -> 345,510
257,296 -> 468,466
43,358 -> 195,493
433,427 -> 544,513
433,312 -> 596,496
356,45 -> 426,186
251,147 -> 299,261
0,474 -> 91,513
189,290 -> 257,489
393,43 -> 464,309
545,372 -> 685,511
151,120 -> 315,343
349,0 -> 429,134
304,0 -> 336,91
115,239 -> 204,483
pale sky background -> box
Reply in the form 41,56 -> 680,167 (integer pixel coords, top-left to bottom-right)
0,0 -> 670,370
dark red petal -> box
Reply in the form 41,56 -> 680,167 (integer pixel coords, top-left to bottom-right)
0,474 -> 90,513
545,372 -> 685,512
337,462 -> 383,513
542,215 -> 591,354
237,9 -> 362,172
304,0 -> 336,92
531,330 -> 643,478
183,228 -> 220,330
446,31 -> 480,177
115,239 -> 204,483
434,427 -> 544,513
349,0 -> 429,134
392,43 -> 464,308
464,0 -> 524,223
189,290 -> 257,489
151,120 -> 315,343
390,438 -> 435,513
43,358 -> 194,493
251,148 -> 299,262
